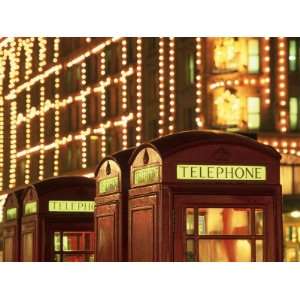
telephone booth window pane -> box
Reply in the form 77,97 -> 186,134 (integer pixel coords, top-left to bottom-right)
23,233 -> 33,262
54,254 -> 61,262
63,254 -> 86,262
294,167 -> 300,194
54,232 -> 61,251
198,208 -> 250,235
186,208 -> 194,235
255,209 -> 264,235
186,239 -> 195,261
4,237 -> 13,261
256,240 -> 263,262
63,232 -> 84,251
198,240 -> 251,262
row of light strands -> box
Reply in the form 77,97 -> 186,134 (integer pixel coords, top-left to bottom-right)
0,37 -> 298,191
0,37 -> 141,189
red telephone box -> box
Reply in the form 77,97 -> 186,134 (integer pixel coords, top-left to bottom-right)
2,188 -> 26,261
95,148 -> 134,261
20,176 -> 95,262
128,130 -> 283,262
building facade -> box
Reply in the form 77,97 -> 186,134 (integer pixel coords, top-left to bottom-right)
0,37 -> 300,260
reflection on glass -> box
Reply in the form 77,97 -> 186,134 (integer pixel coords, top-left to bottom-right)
256,240 -> 263,262
54,254 -> 61,262
63,254 -> 85,262
186,239 -> 195,261
62,232 -> 94,251
186,208 -> 194,235
54,232 -> 61,251
198,239 -> 251,262
255,209 -> 264,235
198,208 -> 250,235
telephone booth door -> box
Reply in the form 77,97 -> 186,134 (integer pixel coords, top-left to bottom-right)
174,194 -> 276,262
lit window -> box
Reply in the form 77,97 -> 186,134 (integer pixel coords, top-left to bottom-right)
280,166 -> 293,195
248,39 -> 260,73
289,40 -> 297,72
186,53 -> 195,85
247,97 -> 260,130
289,97 -> 299,130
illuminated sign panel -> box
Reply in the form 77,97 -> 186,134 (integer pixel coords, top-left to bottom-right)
6,208 -> 17,220
177,165 -> 266,181
99,176 -> 119,194
48,201 -> 95,213
24,202 -> 37,215
133,165 -> 160,186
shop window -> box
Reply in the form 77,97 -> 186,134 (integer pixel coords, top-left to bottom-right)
289,40 -> 297,72
247,97 -> 260,130
247,39 -> 260,73
183,107 -> 197,130
289,97 -> 299,131
280,165 -> 300,195
186,53 -> 195,85
127,75 -> 136,112
105,47 -> 112,74
213,88 -> 261,131
127,37 -> 136,64
127,122 -> 136,147
294,166 -> 300,194
87,135 -> 101,167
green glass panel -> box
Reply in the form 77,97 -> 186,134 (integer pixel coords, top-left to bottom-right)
248,39 -> 260,73
54,232 -> 61,252
6,208 -> 17,220
289,97 -> 298,130
99,176 -> 119,194
289,40 -> 297,71
134,165 -> 160,186
187,54 -> 195,85
186,239 -> 195,261
186,208 -> 194,235
24,202 -> 37,215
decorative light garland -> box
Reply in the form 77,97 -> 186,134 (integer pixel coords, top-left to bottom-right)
195,37 -> 203,128
158,37 -> 165,136
136,38 -> 142,146
168,37 -> 175,133
277,37 -> 288,133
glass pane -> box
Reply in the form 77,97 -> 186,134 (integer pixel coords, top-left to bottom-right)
63,254 -> 86,262
22,232 -> 33,262
198,239 -> 251,262
54,254 -> 61,262
186,239 -> 195,261
255,209 -> 264,235
294,167 -> 300,194
280,166 -> 293,195
289,97 -> 298,130
289,40 -> 297,71
256,240 -> 263,262
62,232 -> 94,251
198,208 -> 251,235
186,208 -> 194,235
54,232 -> 61,251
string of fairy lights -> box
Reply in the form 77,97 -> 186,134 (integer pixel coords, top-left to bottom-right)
0,37 -> 299,194
277,37 -> 288,133
195,37 -> 204,128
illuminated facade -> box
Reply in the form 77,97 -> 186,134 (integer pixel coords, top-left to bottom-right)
0,37 -> 300,260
